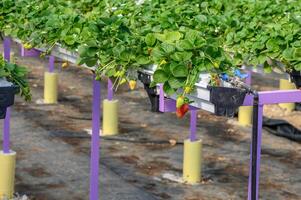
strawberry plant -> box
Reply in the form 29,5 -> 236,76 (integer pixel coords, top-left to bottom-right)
1,0 -> 301,101
0,55 -> 31,101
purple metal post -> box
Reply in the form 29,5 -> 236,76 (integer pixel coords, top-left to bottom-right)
48,56 -> 55,73
89,77 -> 101,200
159,84 -> 165,112
189,110 -> 197,141
3,37 -> 11,154
107,78 -> 113,101
20,45 -> 25,57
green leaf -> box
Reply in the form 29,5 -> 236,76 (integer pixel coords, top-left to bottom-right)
168,76 -> 185,89
283,48 -> 294,61
64,35 -> 76,45
78,45 -> 88,57
136,56 -> 150,65
151,47 -> 165,61
266,38 -> 279,52
293,48 -> 301,59
155,31 -> 182,43
86,58 -> 98,67
165,31 -> 182,42
178,40 -> 194,50
295,63 -> 301,71
163,82 -> 175,95
170,64 -> 188,77
153,69 -> 169,83
145,33 -> 156,46
87,47 -> 98,57
161,43 -> 175,54
171,52 -> 193,62
263,61 -> 272,73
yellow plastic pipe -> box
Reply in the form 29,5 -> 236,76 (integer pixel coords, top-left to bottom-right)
102,99 -> 119,136
279,79 -> 296,111
0,151 -> 16,200
44,72 -> 58,104
238,106 -> 253,126
183,139 -> 202,184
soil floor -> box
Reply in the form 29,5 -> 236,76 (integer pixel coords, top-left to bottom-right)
0,41 -> 301,200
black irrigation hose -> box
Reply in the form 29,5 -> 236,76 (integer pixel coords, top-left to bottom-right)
251,91 -> 259,200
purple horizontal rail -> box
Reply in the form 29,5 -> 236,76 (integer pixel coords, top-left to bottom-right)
20,45 -> 41,57
258,90 -> 301,105
243,90 -> 301,106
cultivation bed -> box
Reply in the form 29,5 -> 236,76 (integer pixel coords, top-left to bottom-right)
1,42 -> 301,200
12,38 -> 95,71
139,65 -> 248,115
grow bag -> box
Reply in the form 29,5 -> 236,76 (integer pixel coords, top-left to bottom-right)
0,84 -> 19,119
289,69 -> 301,88
208,86 -> 247,117
137,71 -> 160,112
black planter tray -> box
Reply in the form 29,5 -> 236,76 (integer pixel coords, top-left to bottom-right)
208,86 -> 248,117
0,85 -> 19,119
289,69 -> 301,88
137,71 -> 160,112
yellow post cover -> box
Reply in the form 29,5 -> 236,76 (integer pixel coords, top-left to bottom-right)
183,139 -> 202,184
0,151 -> 16,200
44,72 -> 58,104
279,79 -> 296,111
102,99 -> 119,136
238,106 -> 253,126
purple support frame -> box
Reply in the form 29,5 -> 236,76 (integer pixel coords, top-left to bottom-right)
48,56 -> 55,73
20,45 -> 40,57
3,37 -> 11,154
189,110 -> 197,141
89,77 -> 101,200
159,84 -> 165,112
246,89 -> 301,200
107,78 -> 113,101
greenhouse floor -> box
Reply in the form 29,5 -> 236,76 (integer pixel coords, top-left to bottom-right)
1,42 -> 301,200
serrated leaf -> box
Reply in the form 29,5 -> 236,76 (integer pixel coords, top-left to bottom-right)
153,69 -> 169,83
163,81 -> 175,95
168,76 -> 185,89
161,43 -> 175,54
266,38 -> 279,52
170,64 -> 188,77
86,58 -> 98,67
178,40 -> 194,50
145,33 -> 156,46
136,56 -> 150,65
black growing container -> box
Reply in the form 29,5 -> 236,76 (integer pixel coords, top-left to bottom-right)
137,71 -> 160,112
289,69 -> 301,88
208,86 -> 247,117
0,85 -> 19,119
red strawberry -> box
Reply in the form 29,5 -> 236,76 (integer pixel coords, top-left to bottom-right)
176,103 -> 189,118
176,108 -> 184,118
181,104 -> 189,115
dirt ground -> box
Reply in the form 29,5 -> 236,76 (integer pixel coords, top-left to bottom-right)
0,41 -> 301,200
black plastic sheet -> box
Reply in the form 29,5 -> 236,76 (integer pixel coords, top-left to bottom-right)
263,117 -> 301,142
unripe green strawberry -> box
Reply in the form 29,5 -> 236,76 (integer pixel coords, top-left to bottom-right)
176,96 -> 185,108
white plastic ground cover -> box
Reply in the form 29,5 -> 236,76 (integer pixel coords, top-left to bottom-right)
140,65 -> 216,113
